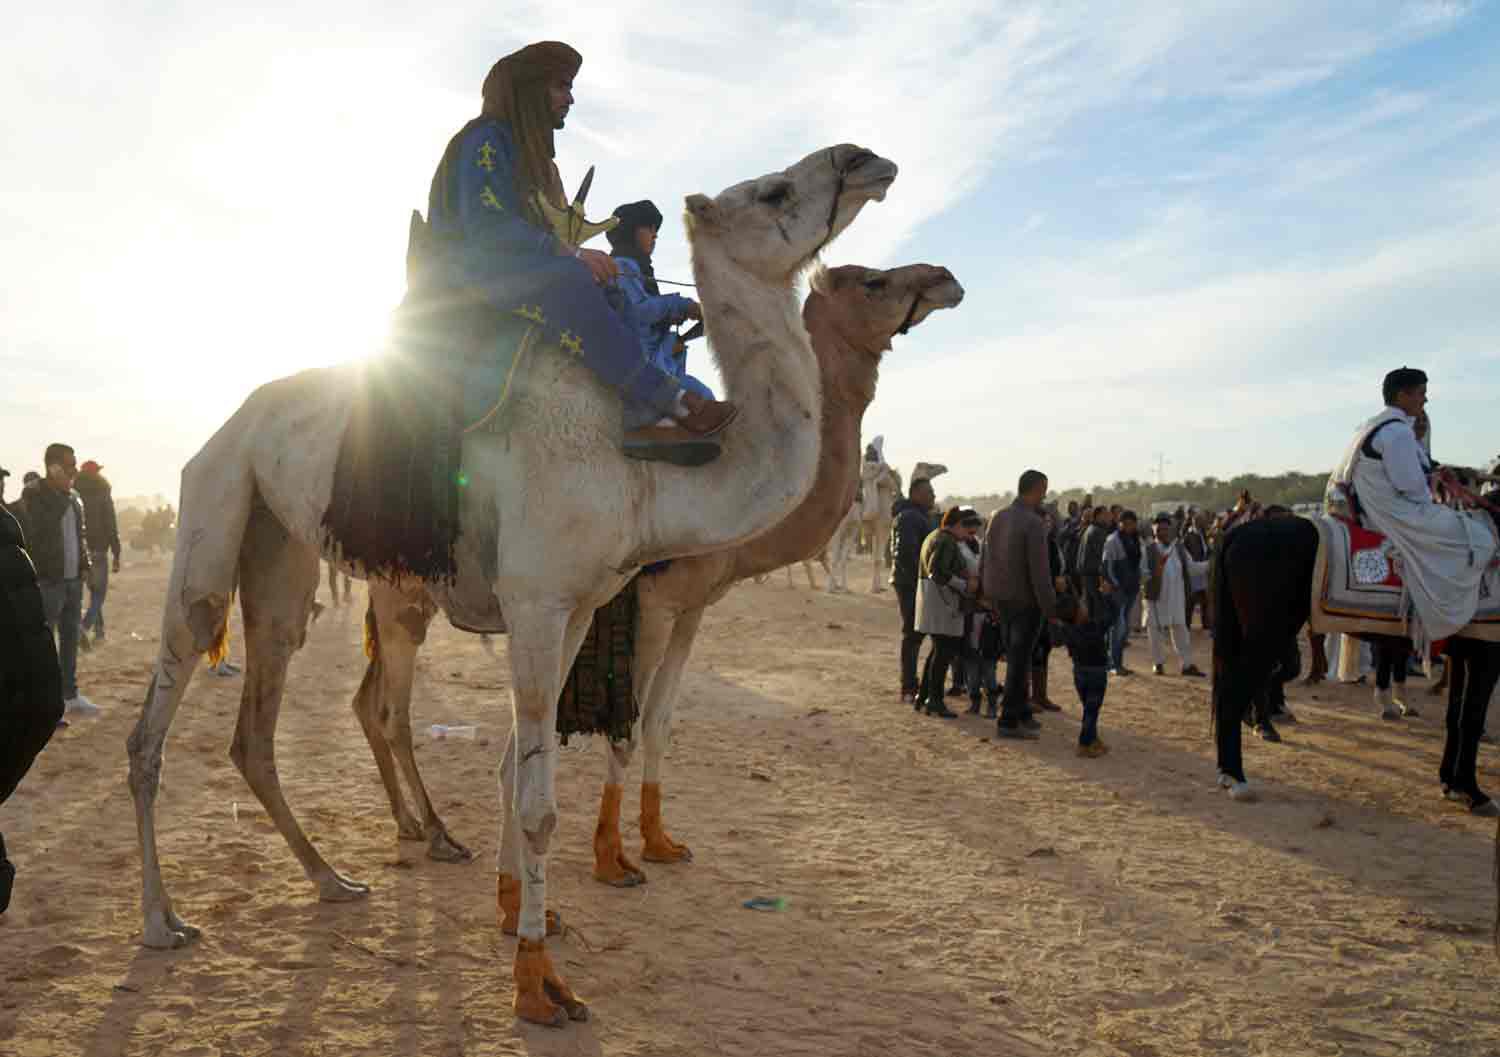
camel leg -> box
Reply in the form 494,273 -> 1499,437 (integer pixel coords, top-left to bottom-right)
349,600 -> 424,843
498,600 -> 589,1026
640,606 -> 704,864
361,584 -> 470,862
802,561 -> 819,590
228,506 -> 368,902
870,522 -> 888,593
128,453 -> 256,949
590,601 -> 676,887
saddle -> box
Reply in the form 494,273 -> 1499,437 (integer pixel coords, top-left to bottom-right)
1309,515 -> 1500,643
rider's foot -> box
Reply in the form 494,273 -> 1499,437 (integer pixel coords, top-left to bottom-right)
623,422 -> 722,467
676,391 -> 739,437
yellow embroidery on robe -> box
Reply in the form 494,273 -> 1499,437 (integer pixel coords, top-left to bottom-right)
559,330 -> 583,357
479,185 -> 504,212
513,304 -> 545,324
477,140 -> 497,172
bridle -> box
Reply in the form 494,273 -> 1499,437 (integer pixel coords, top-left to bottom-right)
810,148 -> 849,261
895,293 -> 923,335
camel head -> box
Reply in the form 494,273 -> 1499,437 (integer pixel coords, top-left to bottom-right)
912,461 -> 948,482
808,263 -> 964,355
684,145 -> 898,282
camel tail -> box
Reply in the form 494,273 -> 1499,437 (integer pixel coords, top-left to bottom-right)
205,594 -> 233,667
363,603 -> 379,661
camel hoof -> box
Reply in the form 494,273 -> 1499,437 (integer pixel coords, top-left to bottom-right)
426,831 -> 474,863
143,917 -> 201,950
642,843 -> 693,865
318,873 -> 372,902
595,866 -> 646,888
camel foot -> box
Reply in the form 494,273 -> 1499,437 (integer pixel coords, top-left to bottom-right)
514,939 -> 587,1027
593,850 -> 647,887
639,782 -> 693,864
497,873 -> 563,936
143,910 -> 202,950
317,872 -> 372,902
426,829 -> 473,863
642,833 -> 693,864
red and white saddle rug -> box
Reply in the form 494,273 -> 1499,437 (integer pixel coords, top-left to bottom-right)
1310,515 -> 1500,643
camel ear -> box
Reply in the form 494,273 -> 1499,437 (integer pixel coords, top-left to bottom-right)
684,194 -> 717,225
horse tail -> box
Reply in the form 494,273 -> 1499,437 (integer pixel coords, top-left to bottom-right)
1210,532 -> 1241,737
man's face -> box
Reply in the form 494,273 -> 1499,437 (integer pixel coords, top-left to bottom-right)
46,454 -> 77,490
1024,479 -> 1049,507
1154,521 -> 1171,544
634,226 -> 659,256
1121,517 -> 1137,537
1395,383 -> 1428,417
547,76 -> 574,128
914,484 -> 935,511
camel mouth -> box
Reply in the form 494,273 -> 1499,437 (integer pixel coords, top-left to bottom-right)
842,153 -> 898,201
900,277 -> 965,331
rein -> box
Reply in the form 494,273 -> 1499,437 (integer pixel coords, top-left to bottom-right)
809,148 -> 847,261
895,294 -> 922,335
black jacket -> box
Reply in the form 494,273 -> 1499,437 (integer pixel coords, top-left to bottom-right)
1077,522 -> 1109,578
72,471 -> 121,558
1051,592 -> 1118,668
889,498 -> 933,589
15,482 -> 90,583
0,504 -> 63,804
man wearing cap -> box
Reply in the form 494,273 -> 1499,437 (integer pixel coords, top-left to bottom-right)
419,42 -> 736,464
73,459 -> 121,647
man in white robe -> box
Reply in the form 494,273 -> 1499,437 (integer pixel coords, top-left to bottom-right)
1329,367 -> 1498,652
1139,514 -> 1210,676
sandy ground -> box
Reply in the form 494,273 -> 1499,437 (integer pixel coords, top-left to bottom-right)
3,553 -> 1500,1056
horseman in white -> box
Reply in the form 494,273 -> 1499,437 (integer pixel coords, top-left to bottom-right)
1329,367 -> 1498,652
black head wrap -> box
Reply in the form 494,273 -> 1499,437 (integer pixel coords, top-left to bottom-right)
607,200 -> 664,296
1382,366 -> 1428,406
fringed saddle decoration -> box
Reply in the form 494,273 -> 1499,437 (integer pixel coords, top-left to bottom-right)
556,576 -> 642,744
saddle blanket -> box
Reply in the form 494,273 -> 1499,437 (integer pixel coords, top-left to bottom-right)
1309,515 -> 1500,643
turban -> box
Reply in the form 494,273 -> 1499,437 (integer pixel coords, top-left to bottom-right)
605,200 -> 664,254
1382,366 -> 1428,406
481,42 -> 582,221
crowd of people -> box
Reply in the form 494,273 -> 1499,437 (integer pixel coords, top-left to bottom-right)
889,470 -> 1325,756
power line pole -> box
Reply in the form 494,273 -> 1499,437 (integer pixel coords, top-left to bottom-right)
1151,452 -> 1169,487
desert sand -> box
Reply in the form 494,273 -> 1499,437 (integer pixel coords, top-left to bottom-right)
3,553 -> 1499,1056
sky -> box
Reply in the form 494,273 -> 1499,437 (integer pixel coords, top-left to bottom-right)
3,1 -> 1498,503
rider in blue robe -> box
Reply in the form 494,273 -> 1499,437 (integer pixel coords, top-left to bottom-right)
419,42 -> 736,452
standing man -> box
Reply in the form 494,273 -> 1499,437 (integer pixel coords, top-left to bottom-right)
73,459 -> 120,647
1139,513 -> 1208,677
16,445 -> 96,715
1076,506 -> 1111,602
0,468 -> 65,913
1181,508 -> 1212,630
890,477 -> 936,704
982,469 -> 1057,739
1100,510 -> 1142,676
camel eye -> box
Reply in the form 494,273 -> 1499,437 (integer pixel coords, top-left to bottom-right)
759,183 -> 791,206
863,277 -> 888,291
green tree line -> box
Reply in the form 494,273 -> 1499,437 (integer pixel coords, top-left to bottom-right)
943,470 -> 1330,518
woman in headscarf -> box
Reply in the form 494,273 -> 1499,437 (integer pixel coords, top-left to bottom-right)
606,201 -> 714,400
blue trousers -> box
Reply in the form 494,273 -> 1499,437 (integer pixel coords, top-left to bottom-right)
1074,664 -> 1108,745
81,551 -> 109,636
38,578 -> 83,700
1107,592 -> 1134,670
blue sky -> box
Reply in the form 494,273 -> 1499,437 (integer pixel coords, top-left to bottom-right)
3,1 -> 1497,502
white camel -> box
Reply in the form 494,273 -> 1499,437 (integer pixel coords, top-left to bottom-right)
126,144 -> 898,1028
856,455 -> 903,593
825,498 -> 860,593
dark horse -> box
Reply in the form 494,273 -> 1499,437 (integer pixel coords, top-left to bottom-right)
1212,514 -> 1500,810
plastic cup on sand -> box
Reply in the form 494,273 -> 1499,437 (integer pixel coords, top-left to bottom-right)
429,724 -> 478,740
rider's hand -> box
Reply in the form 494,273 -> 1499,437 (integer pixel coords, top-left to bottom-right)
684,300 -> 703,321
577,248 -> 619,284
